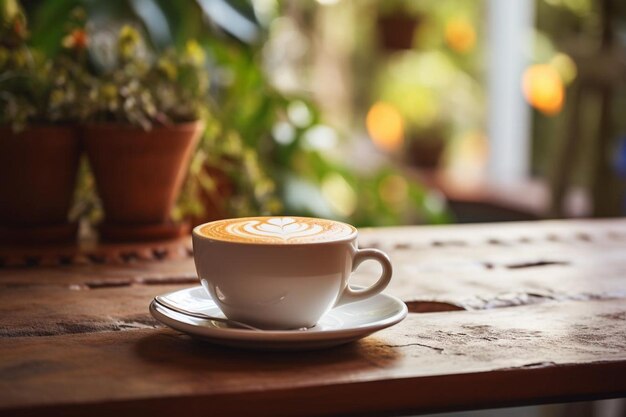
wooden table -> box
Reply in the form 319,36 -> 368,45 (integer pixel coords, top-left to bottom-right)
1,219 -> 625,416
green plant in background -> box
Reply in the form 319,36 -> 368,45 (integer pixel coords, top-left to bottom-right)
47,8 -> 92,125
80,25 -> 210,129
372,0 -> 485,162
0,0 -> 36,129
17,0 -> 450,227
0,1 -> 93,130
89,25 -> 157,130
183,122 -> 281,220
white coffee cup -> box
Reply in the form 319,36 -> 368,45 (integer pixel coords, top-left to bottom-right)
192,216 -> 393,330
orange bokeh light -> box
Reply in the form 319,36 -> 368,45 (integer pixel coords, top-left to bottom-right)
445,17 -> 476,53
366,102 -> 404,152
522,64 -> 565,115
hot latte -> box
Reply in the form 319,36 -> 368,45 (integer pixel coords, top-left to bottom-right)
197,216 -> 356,244
192,215 -> 392,329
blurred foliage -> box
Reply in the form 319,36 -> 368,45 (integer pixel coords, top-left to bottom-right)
530,0 -> 602,181
12,0 -> 449,226
371,0 -> 485,144
82,26 -> 210,129
0,0 -> 89,130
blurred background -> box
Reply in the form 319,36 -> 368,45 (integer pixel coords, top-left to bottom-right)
2,2 -> 625,415
4,0 -> 626,231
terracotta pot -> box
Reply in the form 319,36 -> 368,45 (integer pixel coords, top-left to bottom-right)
406,139 -> 445,170
377,14 -> 419,51
84,122 -> 203,226
0,126 -> 80,228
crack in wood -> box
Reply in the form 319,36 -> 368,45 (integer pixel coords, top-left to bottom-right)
153,249 -> 169,260
405,301 -> 466,313
137,276 -> 198,286
119,252 -> 140,262
480,261 -> 569,270
394,243 -> 412,249
507,361 -> 558,370
81,276 -> 199,290
114,320 -> 161,330
85,280 -> 132,289
86,254 -> 107,264
0,275 -> 200,291
378,290 -> 624,315
505,260 -> 570,269
371,230 -> 622,253
0,239 -> 192,268
462,291 -> 626,311
381,341 -> 445,352
0,317 -> 162,338
431,240 -> 467,247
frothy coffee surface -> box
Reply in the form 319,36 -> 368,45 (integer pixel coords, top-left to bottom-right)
198,216 -> 356,244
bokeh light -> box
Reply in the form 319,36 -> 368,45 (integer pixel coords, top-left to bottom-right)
445,130 -> 488,190
321,173 -> 357,217
444,17 -> 476,53
549,53 -> 577,85
522,64 -> 565,115
302,125 -> 338,151
272,121 -> 295,145
366,101 -> 404,152
287,100 -> 313,127
379,174 -> 408,206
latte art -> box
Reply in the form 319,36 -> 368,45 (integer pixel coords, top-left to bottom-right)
239,217 -> 324,240
198,216 -> 356,244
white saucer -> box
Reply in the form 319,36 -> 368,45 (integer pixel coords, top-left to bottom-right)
149,286 -> 407,350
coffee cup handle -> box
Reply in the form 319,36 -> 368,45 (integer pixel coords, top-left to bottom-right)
334,248 -> 393,307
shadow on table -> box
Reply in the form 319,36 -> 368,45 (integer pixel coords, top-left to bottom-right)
134,330 -> 400,374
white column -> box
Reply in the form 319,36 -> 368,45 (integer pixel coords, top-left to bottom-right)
487,0 -> 535,184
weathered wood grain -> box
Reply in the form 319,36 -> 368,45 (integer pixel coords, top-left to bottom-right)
1,219 -> 625,416
357,238 -> 626,311
1,234 -> 624,338
359,218 -> 626,248
0,285 -> 169,337
1,219 -> 624,315
355,219 -> 626,310
0,258 -> 197,287
0,237 -> 192,267
1,299 -> 625,417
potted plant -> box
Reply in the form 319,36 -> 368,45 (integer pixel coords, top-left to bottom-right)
0,4 -> 85,244
405,125 -> 448,170
376,1 -> 422,52
82,26 -> 206,241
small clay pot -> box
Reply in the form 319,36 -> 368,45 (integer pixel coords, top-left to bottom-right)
406,139 -> 445,170
377,14 -> 419,51
0,126 -> 80,233
84,122 -> 203,228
